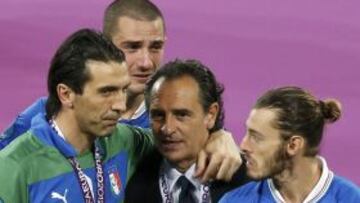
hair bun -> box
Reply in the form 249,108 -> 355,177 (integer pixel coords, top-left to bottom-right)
320,99 -> 342,123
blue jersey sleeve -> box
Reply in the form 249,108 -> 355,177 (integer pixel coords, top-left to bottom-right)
0,97 -> 47,150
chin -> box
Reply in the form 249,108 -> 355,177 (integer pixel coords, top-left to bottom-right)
98,127 -> 116,137
129,84 -> 146,95
160,151 -> 185,163
247,170 -> 268,181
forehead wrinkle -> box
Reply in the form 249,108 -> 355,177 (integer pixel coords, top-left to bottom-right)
159,77 -> 204,115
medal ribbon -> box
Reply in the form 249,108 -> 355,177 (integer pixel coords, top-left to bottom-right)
50,120 -> 105,203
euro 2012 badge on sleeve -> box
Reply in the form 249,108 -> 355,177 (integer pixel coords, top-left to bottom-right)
108,167 -> 122,196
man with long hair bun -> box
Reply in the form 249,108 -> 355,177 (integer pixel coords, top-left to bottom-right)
221,86 -> 360,203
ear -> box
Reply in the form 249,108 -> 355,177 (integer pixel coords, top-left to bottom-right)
204,102 -> 219,130
286,135 -> 305,156
57,83 -> 75,109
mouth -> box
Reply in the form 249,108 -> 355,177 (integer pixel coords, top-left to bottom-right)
102,119 -> 119,127
245,160 -> 253,168
131,74 -> 152,82
159,140 -> 183,151
242,154 -> 254,168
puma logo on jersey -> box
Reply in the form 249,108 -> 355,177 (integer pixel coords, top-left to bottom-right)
51,189 -> 68,203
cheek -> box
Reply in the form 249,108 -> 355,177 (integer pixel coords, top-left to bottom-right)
257,155 -> 269,167
151,53 -> 163,67
75,100 -> 91,115
258,149 -> 279,168
88,100 -> 108,118
153,134 -> 162,145
124,55 -> 137,70
151,121 -> 162,132
185,134 -> 208,152
252,149 -> 269,165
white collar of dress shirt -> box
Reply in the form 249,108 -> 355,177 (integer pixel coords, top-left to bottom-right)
162,160 -> 202,192
268,156 -> 334,203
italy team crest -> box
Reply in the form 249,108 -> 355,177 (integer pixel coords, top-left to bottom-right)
108,168 -> 122,196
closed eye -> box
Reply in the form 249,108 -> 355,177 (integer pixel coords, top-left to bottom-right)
121,42 -> 142,53
173,109 -> 192,120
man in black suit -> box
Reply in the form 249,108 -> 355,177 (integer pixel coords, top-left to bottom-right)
125,59 -> 249,203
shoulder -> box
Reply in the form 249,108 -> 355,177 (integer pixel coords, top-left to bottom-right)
211,163 -> 251,202
0,131 -> 50,184
220,181 -> 263,202
18,96 -> 47,120
105,124 -> 151,146
1,97 -> 48,148
101,124 -> 153,158
327,175 -> 360,201
0,131 -> 46,163
114,123 -> 151,138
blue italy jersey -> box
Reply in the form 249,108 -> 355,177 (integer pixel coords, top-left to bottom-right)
118,101 -> 150,128
220,165 -> 360,203
0,113 -> 153,203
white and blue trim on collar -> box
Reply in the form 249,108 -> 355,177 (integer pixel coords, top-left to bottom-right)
267,156 -> 334,203
131,101 -> 146,120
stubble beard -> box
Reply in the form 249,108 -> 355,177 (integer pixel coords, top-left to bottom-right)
251,143 -> 293,181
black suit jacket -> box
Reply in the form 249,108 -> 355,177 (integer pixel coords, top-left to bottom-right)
125,149 -> 250,203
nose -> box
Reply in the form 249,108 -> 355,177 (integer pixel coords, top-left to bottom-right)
137,49 -> 153,70
111,90 -> 127,113
160,115 -> 176,135
239,134 -> 250,153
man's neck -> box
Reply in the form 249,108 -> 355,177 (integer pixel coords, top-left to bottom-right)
121,93 -> 144,120
272,157 -> 322,203
171,159 -> 195,174
54,111 -> 94,154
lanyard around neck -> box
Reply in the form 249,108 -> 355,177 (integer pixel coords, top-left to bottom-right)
49,120 -> 105,203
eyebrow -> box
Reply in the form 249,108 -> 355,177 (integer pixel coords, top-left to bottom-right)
121,39 -> 165,45
150,108 -> 192,116
120,41 -> 142,47
150,40 -> 165,44
97,86 -> 119,93
150,108 -> 163,114
172,109 -> 192,116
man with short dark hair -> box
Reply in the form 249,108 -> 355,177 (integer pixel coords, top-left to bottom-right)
0,28 -> 155,203
125,59 -> 249,203
103,0 -> 166,127
220,87 -> 360,203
